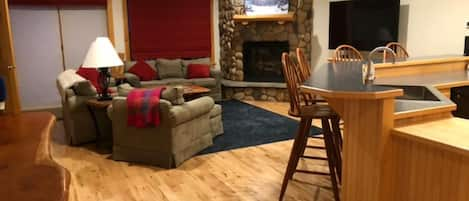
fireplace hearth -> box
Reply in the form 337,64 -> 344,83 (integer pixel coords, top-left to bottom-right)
243,41 -> 289,82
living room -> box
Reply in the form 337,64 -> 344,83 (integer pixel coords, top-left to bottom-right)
1,0 -> 469,201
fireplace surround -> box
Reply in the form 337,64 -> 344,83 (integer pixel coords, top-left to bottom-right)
219,0 -> 312,101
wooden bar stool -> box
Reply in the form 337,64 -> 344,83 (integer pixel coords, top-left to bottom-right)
279,53 -> 342,201
385,42 -> 409,62
332,44 -> 363,62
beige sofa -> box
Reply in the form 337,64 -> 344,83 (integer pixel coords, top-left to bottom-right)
109,96 -> 223,168
124,58 -> 222,101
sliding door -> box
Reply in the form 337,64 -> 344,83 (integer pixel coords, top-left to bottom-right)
9,5 -> 64,110
60,6 -> 108,69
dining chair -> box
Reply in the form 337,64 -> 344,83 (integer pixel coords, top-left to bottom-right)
279,53 -> 342,201
296,48 -> 326,105
332,44 -> 363,62
385,42 -> 409,62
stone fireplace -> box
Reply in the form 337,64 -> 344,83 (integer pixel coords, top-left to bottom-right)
219,0 -> 312,101
243,41 -> 288,82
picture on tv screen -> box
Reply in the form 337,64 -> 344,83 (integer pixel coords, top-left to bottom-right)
245,0 -> 289,15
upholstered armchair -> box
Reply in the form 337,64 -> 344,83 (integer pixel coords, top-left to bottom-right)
108,96 -> 221,168
56,70 -> 112,145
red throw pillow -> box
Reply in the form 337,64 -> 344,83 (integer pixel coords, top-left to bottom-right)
128,60 -> 157,81
187,64 -> 210,79
76,66 -> 102,92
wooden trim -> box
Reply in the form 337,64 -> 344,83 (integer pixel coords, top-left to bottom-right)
393,104 -> 456,120
0,0 -> 21,114
122,0 -> 130,60
300,86 -> 404,100
393,117 -> 469,158
57,8 -> 66,71
433,80 -> 469,90
375,56 -> 469,69
106,0 -> 115,45
210,0 -> 215,67
233,12 -> 294,23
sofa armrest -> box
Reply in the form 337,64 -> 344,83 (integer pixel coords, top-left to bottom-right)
168,96 -> 214,126
210,68 -> 222,81
124,73 -> 141,87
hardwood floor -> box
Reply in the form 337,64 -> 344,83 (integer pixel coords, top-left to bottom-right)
51,101 -> 334,201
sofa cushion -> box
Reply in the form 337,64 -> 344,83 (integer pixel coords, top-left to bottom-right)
187,64 -> 210,79
125,60 -> 156,72
128,60 -> 157,81
73,80 -> 97,96
76,66 -> 101,92
190,78 -> 217,87
182,57 -> 210,77
156,59 -> 184,79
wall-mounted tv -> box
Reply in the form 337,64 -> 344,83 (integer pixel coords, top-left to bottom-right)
329,0 -> 400,51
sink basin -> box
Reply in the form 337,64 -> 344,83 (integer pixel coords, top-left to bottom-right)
376,85 -> 440,101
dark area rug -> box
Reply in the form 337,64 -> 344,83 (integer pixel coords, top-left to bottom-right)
198,100 -> 322,155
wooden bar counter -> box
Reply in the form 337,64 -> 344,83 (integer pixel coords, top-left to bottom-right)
301,56 -> 469,201
0,112 -> 70,201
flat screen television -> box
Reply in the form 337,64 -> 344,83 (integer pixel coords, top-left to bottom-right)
329,0 -> 400,51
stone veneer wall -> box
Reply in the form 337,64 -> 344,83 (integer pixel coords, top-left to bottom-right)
219,0 -> 313,81
223,87 -> 290,102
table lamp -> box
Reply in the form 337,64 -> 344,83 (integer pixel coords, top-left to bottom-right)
82,37 -> 123,101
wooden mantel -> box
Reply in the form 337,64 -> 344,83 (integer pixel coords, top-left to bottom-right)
233,12 -> 294,24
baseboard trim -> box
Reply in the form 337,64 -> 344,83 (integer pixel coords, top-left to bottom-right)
23,106 -> 63,120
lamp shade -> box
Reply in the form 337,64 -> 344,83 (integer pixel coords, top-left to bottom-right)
82,37 -> 123,68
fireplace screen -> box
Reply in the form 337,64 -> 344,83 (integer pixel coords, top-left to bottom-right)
243,41 -> 289,83
245,0 -> 289,15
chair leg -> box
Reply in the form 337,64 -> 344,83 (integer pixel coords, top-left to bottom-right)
321,118 -> 341,201
279,117 -> 312,201
331,116 -> 343,182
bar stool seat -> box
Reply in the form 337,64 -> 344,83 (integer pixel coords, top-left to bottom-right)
298,105 -> 338,118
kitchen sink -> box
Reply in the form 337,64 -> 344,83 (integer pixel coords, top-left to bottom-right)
376,85 -> 440,101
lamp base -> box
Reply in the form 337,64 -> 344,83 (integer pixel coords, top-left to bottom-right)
97,67 -> 112,102
97,95 -> 113,101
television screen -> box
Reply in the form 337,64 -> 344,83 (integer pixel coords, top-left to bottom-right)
329,0 -> 400,51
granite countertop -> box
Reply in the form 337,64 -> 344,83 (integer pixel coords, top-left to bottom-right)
302,61 -> 460,114
302,62 -> 397,93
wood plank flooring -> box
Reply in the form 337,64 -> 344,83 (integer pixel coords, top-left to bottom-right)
51,101 -> 333,201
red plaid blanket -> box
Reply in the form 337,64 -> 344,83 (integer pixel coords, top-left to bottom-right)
127,87 -> 166,128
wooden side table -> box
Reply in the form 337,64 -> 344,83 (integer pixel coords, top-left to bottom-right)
86,99 -> 113,153
183,85 -> 211,100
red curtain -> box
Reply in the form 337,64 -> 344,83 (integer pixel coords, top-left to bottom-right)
128,0 -> 211,60
8,0 -> 106,6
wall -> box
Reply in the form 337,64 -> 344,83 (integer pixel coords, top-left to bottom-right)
311,0 -> 469,67
399,0 -> 469,57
